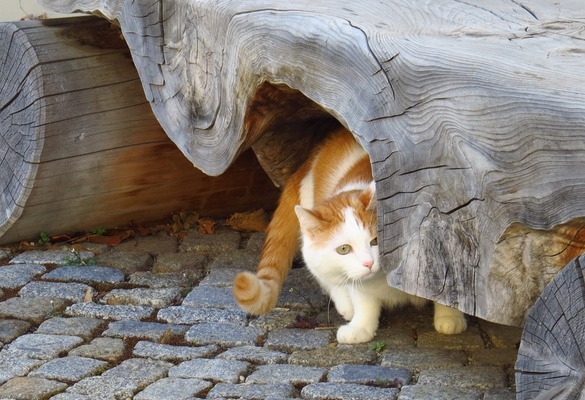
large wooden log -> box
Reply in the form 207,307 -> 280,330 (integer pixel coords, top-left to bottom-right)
0,16 -> 279,244
39,1 -> 585,328
515,253 -> 585,398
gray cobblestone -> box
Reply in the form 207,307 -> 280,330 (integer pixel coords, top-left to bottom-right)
158,305 -> 248,325
207,382 -> 297,399
199,267 -> 241,286
103,320 -> 188,341
36,317 -> 105,341
249,310 -> 301,331
134,377 -> 212,400
169,358 -> 250,383
129,271 -> 191,288
95,250 -> 153,274
328,364 -> 411,387
68,337 -> 126,363
264,328 -> 333,352
103,287 -> 182,308
0,264 -> 46,289
0,353 -> 45,385
0,376 -> 68,400
18,281 -> 95,303
301,382 -> 399,400
416,325 -> 485,350
9,250 -> 95,266
0,319 -> 31,344
65,302 -> 154,320
185,322 -> 263,347
247,364 -> 327,385
179,228 -> 241,255
152,252 -> 207,274
133,340 -> 219,361
3,333 -> 83,360
0,297 -> 69,324
207,250 -> 258,271
43,265 -> 125,285
397,385 -> 482,400
218,345 -> 288,365
66,358 -> 171,398
289,345 -> 377,367
182,285 -> 239,309
28,355 -> 107,382
479,321 -> 523,349
381,348 -> 467,369
115,234 -> 178,255
417,366 -> 507,389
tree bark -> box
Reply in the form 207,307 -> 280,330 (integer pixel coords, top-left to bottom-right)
37,1 -> 585,327
0,16 -> 279,244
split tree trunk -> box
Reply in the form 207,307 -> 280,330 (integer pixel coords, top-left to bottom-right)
0,16 -> 279,245
38,1 -> 585,325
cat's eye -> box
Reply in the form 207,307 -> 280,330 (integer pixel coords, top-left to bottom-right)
370,238 -> 378,246
336,244 -> 352,255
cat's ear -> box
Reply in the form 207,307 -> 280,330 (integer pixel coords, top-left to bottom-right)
359,181 -> 377,211
294,205 -> 322,237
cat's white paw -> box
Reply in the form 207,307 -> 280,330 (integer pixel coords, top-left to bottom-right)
434,315 -> 467,335
335,303 -> 354,321
336,324 -> 375,344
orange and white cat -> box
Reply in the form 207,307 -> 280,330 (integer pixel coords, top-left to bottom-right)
234,126 -> 467,343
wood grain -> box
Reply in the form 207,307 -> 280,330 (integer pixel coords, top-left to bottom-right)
516,253 -> 585,398
0,17 -> 279,244
38,1 -> 585,327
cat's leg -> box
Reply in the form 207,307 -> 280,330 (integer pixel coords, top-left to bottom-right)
336,289 -> 381,344
433,302 -> 467,334
329,285 -> 354,321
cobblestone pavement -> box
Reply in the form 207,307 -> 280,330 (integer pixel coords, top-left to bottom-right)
0,227 -> 521,399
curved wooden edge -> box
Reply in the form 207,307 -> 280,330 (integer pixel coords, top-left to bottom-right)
515,253 -> 585,398
0,21 -> 45,238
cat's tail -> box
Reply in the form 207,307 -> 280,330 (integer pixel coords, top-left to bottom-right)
233,165 -> 306,315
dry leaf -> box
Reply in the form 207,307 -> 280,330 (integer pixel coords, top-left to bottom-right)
159,329 -> 173,344
225,209 -> 268,232
82,287 -> 93,303
198,218 -> 216,235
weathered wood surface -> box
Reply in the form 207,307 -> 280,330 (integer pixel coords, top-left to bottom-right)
40,0 -> 585,327
0,16 -> 279,244
515,253 -> 585,399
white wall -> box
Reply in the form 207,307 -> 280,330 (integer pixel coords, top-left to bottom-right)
1,0 -> 73,22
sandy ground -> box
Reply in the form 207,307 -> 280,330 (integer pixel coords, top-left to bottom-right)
1,0 -> 73,22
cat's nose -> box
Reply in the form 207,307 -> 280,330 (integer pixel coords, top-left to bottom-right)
362,259 -> 374,270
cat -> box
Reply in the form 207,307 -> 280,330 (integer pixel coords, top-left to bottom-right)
233,126 -> 467,343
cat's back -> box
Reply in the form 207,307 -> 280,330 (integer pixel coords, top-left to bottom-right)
300,127 -> 371,209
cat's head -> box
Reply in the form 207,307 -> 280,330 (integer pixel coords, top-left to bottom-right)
295,182 -> 379,283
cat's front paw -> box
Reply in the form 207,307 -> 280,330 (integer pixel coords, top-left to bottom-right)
434,314 -> 467,335
335,303 -> 354,322
336,324 -> 375,344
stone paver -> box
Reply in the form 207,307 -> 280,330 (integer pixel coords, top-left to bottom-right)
43,265 -> 125,285
28,355 -> 107,382
0,225 -> 520,399
18,281 -> 95,303
134,377 -> 212,400
65,302 -> 154,320
133,340 -> 219,361
4,333 -> 84,360
169,358 -> 250,383
247,364 -> 327,385
0,376 -> 68,400
0,264 -> 46,289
